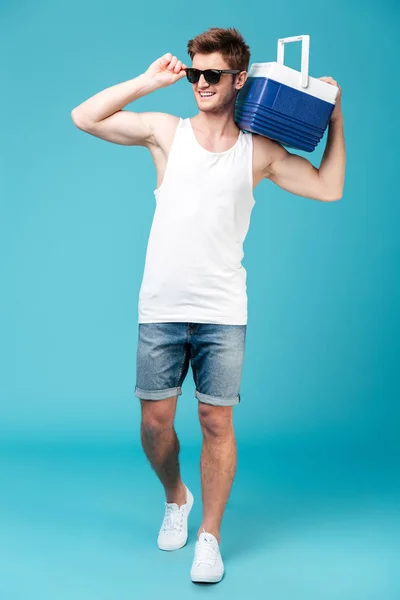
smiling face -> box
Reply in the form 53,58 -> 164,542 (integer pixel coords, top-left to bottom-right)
191,52 -> 247,114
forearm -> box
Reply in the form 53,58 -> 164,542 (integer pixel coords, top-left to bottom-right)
71,72 -> 159,124
318,116 -> 346,199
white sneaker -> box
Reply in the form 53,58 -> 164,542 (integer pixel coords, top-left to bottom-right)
157,484 -> 194,551
190,529 -> 224,583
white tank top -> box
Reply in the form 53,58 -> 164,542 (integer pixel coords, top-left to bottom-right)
138,117 -> 256,325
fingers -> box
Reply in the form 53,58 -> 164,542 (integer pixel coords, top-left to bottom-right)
161,52 -> 173,65
319,76 -> 339,87
319,76 -> 342,96
163,54 -> 186,73
167,55 -> 177,71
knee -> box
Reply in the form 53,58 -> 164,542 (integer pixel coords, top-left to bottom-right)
198,403 -> 233,438
140,401 -> 175,436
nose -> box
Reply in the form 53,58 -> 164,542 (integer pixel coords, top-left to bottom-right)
198,73 -> 209,87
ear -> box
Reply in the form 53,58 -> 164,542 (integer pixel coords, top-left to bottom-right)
235,71 -> 248,91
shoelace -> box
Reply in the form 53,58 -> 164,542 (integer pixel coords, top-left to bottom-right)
161,503 -> 185,534
194,530 -> 219,567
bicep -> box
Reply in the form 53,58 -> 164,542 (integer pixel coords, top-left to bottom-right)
72,110 -> 168,147
266,147 -> 327,200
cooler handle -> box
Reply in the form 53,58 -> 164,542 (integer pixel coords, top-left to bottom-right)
277,35 -> 310,88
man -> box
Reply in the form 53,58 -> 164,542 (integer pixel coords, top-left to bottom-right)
71,27 -> 345,584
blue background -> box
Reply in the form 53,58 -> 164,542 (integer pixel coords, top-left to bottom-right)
1,0 -> 398,598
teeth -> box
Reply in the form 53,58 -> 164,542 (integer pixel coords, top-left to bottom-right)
200,92 -> 215,96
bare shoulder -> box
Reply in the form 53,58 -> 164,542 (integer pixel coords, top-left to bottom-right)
143,112 -> 181,152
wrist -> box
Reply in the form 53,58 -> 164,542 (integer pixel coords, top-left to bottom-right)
330,114 -> 344,125
139,71 -> 162,93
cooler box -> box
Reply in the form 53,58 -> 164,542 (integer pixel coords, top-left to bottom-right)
234,35 -> 339,152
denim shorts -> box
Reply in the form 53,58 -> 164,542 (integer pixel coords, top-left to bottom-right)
134,322 -> 247,406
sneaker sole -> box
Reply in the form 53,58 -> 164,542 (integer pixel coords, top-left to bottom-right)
157,486 -> 194,551
190,571 -> 224,583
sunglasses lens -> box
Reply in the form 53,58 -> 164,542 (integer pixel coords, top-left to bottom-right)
187,69 -> 221,84
187,69 -> 199,83
205,70 -> 220,84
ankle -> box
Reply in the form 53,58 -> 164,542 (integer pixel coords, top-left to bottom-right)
165,481 -> 187,506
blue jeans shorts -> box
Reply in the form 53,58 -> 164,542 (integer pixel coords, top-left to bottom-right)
134,322 -> 247,406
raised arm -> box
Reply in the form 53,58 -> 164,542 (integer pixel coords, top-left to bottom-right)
70,53 -> 188,148
259,77 -> 345,202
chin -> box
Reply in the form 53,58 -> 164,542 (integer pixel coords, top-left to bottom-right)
196,101 -> 220,113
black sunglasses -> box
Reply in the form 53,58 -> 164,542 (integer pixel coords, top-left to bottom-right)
186,68 -> 242,85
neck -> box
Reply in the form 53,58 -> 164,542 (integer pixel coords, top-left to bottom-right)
192,105 -> 239,137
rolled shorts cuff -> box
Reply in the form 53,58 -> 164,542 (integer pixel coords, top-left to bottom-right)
195,390 -> 240,407
134,385 -> 182,401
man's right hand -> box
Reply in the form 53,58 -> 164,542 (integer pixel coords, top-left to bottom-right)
146,53 -> 188,88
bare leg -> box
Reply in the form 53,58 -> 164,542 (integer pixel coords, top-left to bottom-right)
197,403 -> 237,544
140,396 -> 187,506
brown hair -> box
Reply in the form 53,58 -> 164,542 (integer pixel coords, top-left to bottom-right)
187,27 -> 251,73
